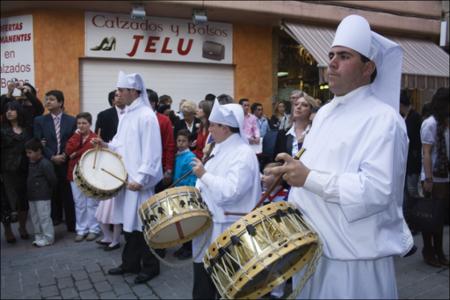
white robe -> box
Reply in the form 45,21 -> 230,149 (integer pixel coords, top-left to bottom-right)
289,85 -> 413,299
193,134 -> 261,263
108,97 -> 163,232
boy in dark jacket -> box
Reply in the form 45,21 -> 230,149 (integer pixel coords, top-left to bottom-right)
25,138 -> 57,247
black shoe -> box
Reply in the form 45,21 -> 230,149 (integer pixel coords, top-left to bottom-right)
96,240 -> 110,246
104,243 -> 120,251
108,266 -> 126,275
134,272 -> 158,284
155,248 -> 166,258
177,249 -> 192,260
173,247 -> 184,257
52,219 -> 62,226
108,266 -> 139,275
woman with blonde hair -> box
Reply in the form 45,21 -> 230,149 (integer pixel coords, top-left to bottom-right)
274,92 -> 319,158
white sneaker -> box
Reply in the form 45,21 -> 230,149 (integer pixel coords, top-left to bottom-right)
34,239 -> 53,247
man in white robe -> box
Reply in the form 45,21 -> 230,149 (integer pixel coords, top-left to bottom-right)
190,99 -> 261,299
269,15 -> 414,299
94,71 -> 163,284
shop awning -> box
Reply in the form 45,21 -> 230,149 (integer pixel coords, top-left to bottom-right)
283,22 -> 449,89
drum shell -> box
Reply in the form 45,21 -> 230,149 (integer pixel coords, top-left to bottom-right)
204,202 -> 320,299
73,148 -> 127,200
139,186 -> 212,249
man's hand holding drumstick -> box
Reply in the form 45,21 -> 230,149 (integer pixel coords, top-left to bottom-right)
266,152 -> 311,187
91,136 -> 141,191
91,136 -> 106,148
191,157 -> 206,179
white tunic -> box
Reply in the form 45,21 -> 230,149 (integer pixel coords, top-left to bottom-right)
192,134 -> 261,263
289,86 -> 413,298
108,97 -> 163,232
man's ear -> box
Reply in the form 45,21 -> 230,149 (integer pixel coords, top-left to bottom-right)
363,60 -> 376,80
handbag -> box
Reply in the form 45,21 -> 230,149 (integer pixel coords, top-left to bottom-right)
406,195 -> 442,233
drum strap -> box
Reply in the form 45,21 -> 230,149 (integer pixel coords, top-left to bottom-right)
145,225 -> 213,269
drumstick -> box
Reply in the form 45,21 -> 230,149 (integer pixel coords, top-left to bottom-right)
100,168 -> 127,184
224,148 -> 306,216
92,128 -> 102,169
168,154 -> 215,188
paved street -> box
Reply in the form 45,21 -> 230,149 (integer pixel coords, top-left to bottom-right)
1,221 -> 449,299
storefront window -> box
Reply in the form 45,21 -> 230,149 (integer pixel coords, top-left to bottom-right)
276,29 -> 332,107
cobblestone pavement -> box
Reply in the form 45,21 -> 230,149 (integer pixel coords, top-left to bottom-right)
1,221 -> 448,299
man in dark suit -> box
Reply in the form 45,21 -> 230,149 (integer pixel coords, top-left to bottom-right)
95,90 -> 126,142
33,90 -> 76,232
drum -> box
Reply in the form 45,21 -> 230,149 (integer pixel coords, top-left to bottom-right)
73,148 -> 127,200
139,186 -> 212,249
204,202 -> 321,299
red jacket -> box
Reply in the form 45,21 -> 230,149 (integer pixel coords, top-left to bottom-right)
156,112 -> 175,173
65,131 -> 97,181
194,128 -> 207,160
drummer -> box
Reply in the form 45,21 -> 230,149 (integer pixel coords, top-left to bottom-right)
268,15 -> 413,298
92,71 -> 163,285
191,99 -> 261,299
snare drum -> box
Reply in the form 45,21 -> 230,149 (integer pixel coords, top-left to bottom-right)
204,202 -> 321,299
139,186 -> 212,249
73,148 -> 127,200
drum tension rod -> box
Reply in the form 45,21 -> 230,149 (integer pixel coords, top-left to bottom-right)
230,235 -> 241,246
157,207 -> 165,215
246,224 -> 257,236
275,209 -> 287,223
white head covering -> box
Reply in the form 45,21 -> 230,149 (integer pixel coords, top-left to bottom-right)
331,15 -> 402,112
116,71 -> 150,108
209,99 -> 247,144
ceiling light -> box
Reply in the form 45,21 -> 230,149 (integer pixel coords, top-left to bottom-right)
277,71 -> 289,77
192,9 -> 208,25
131,4 -> 146,20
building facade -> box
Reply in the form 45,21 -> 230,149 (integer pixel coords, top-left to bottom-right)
1,1 -> 448,117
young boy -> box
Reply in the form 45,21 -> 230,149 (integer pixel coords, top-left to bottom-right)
25,138 -> 57,247
172,129 -> 197,259
65,112 -> 100,242
172,129 -> 197,187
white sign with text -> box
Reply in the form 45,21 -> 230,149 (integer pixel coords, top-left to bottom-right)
0,15 -> 35,95
85,12 -> 233,64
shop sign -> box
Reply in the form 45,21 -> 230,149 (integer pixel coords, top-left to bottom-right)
0,15 -> 35,96
85,12 -> 232,64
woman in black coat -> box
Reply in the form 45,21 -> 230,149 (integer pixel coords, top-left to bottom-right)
1,101 -> 32,242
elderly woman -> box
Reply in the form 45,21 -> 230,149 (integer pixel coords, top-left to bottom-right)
274,92 -> 319,158
174,100 -> 201,149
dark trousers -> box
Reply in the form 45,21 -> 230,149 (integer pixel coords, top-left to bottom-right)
2,170 -> 28,212
121,231 -> 160,275
52,164 -> 75,231
193,262 -> 218,299
421,182 -> 449,256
